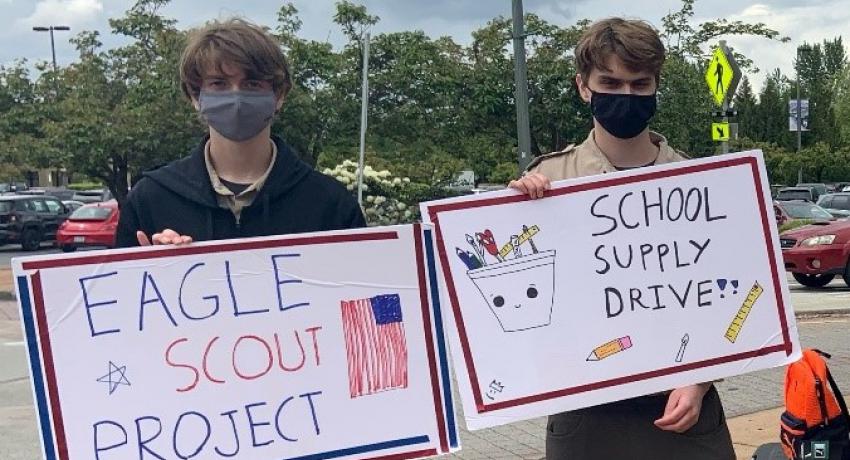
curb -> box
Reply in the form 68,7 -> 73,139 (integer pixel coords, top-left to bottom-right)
795,308 -> 850,318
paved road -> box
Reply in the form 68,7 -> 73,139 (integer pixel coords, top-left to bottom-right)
0,245 -> 104,268
0,295 -> 847,460
0,245 -> 58,267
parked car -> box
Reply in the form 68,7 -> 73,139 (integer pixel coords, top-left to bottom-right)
776,187 -> 816,202
0,195 -> 70,250
829,182 -> 850,193
62,200 -> 86,213
816,193 -> 850,219
18,188 -> 77,201
770,184 -> 787,198
72,188 -> 113,204
0,182 -> 29,195
56,200 -> 119,252
796,183 -> 828,201
774,201 -> 835,227
781,219 -> 850,288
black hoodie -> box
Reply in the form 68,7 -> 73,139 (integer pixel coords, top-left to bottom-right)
116,136 -> 366,247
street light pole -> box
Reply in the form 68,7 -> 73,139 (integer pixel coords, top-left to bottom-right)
356,33 -> 370,207
511,0 -> 532,174
32,25 -> 71,73
33,25 -> 70,96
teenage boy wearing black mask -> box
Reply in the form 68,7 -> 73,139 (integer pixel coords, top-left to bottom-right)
116,18 -> 364,248
509,18 -> 735,460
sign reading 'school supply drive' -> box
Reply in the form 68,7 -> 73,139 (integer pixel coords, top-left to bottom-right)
422,151 -> 801,430
13,225 -> 457,460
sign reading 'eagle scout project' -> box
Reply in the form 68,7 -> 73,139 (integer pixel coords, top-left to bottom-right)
422,151 -> 801,430
13,225 -> 458,460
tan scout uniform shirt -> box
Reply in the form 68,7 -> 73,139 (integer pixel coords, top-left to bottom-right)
527,130 -> 727,422
204,139 -> 277,224
526,129 -> 687,179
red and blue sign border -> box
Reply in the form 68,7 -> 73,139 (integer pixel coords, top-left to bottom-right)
17,226 -> 458,460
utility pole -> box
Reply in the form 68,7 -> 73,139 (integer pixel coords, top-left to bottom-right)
796,76 -> 802,185
511,0 -> 532,174
795,44 -> 811,185
356,33 -> 371,206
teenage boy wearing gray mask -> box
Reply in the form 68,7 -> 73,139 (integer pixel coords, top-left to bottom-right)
116,18 -> 365,248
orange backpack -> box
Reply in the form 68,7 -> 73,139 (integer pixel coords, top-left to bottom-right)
781,349 -> 850,459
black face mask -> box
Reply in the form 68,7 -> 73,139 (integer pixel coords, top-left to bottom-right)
590,91 -> 657,139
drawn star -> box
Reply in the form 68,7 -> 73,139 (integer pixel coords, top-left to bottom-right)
96,361 -> 131,395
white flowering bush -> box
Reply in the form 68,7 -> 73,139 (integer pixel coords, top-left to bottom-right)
323,160 -> 416,225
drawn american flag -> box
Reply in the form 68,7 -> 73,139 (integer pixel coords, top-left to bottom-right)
340,294 -> 409,398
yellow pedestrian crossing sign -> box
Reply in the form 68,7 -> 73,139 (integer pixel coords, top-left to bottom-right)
705,43 -> 742,107
712,122 -> 730,141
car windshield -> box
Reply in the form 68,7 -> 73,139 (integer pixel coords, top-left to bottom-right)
778,190 -> 812,201
782,202 -> 833,219
70,206 -> 113,220
0,202 -> 11,213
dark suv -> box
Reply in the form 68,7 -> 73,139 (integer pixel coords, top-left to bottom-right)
0,196 -> 70,250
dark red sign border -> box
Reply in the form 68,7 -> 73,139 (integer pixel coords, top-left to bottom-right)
426,156 -> 792,413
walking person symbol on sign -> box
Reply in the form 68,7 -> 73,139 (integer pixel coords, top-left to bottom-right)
714,59 -> 724,94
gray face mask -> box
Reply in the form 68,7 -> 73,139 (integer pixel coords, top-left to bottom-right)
199,90 -> 277,142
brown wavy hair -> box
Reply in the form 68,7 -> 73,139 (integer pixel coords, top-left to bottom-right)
575,18 -> 666,83
180,18 -> 292,100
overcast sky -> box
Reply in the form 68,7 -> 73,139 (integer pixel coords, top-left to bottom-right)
1,0 -> 848,93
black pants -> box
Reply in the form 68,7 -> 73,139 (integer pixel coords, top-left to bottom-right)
546,386 -> 735,460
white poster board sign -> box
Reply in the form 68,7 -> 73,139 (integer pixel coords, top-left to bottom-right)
421,151 -> 801,430
13,225 -> 458,460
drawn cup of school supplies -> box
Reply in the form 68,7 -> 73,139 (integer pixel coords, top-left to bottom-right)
467,250 -> 556,332
724,282 -> 764,343
587,335 -> 633,361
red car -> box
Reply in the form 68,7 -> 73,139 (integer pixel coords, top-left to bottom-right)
780,219 -> 850,287
56,200 -> 119,252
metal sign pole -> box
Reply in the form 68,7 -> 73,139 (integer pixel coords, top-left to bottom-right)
356,33 -> 370,207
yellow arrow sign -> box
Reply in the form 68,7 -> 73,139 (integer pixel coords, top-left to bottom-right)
712,122 -> 730,141
705,46 -> 741,107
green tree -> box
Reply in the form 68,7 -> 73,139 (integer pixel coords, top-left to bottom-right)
835,65 -> 850,145
754,69 -> 793,149
733,76 -> 757,140
796,38 -> 847,149
653,0 -> 787,156
42,0 -> 199,204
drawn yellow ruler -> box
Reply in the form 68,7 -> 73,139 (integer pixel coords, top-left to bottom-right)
498,225 -> 540,259
724,282 -> 764,343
